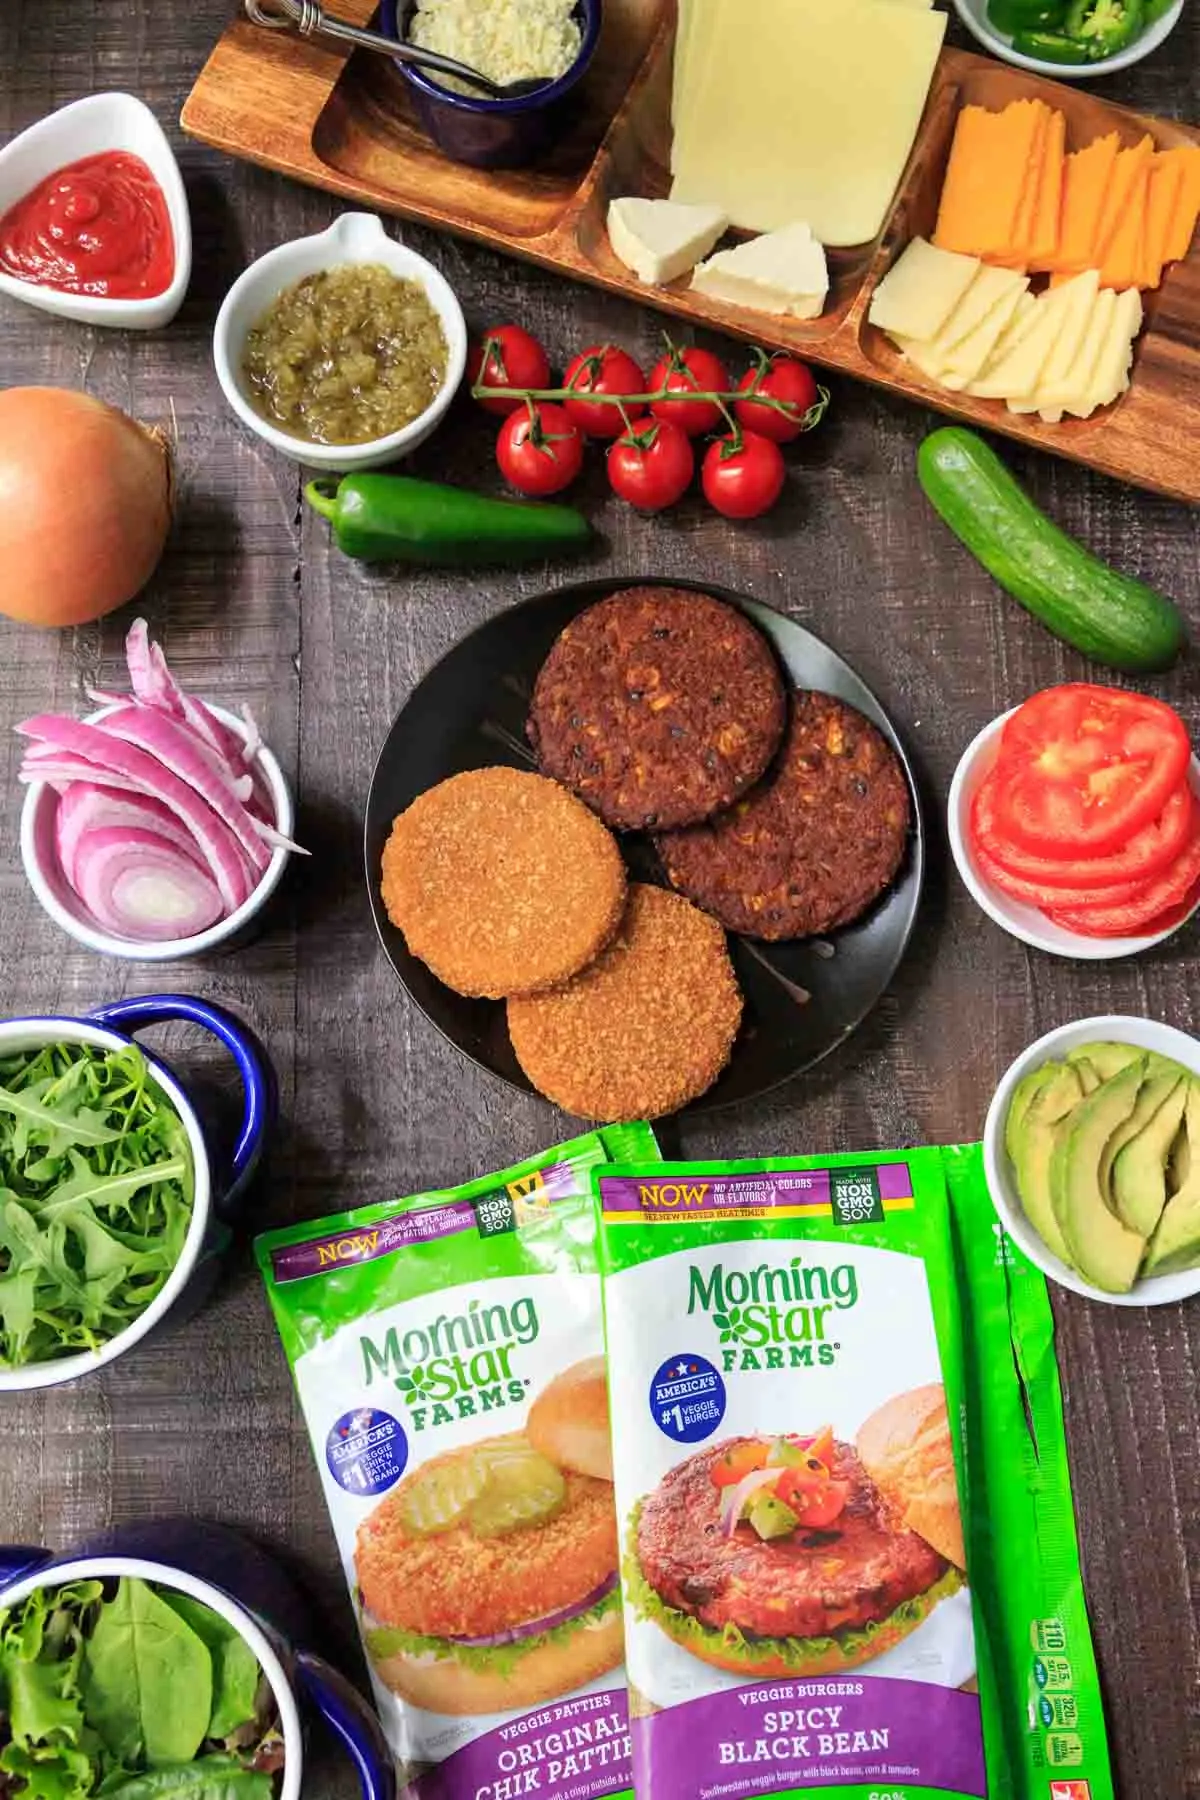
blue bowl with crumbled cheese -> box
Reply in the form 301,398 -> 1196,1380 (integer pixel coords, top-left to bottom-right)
381,0 -> 601,169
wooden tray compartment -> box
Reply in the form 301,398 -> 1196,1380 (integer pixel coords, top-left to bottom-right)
182,0 -> 1200,503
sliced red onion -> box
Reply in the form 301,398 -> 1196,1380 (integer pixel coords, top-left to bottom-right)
95,706 -> 269,873
72,827 -> 224,942
452,1575 -> 619,1649
17,717 -> 253,913
719,1468 -> 781,1539
56,785 -> 206,892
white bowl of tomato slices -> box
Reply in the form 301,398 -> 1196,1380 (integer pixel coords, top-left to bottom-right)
948,686 -> 1200,961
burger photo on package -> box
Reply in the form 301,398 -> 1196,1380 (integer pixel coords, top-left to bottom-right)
625,1384 -> 966,1680
355,1357 -> 622,1715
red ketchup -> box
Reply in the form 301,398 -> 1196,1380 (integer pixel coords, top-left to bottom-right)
0,151 -> 174,300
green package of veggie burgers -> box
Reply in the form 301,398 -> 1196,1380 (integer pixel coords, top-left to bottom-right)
592,1142 -> 1112,1800
256,1123 -> 658,1800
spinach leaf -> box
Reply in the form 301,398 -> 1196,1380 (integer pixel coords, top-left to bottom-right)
96,1759 -> 272,1798
0,1044 -> 195,1369
157,1599 -> 261,1742
81,1580 -> 212,1768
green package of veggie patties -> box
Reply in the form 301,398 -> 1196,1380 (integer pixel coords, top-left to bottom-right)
592,1143 -> 1112,1800
257,1123 -> 658,1800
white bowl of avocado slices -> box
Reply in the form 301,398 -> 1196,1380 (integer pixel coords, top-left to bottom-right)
985,1016 -> 1200,1306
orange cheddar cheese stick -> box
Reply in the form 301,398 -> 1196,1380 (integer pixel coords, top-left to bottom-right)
1051,132 -> 1120,275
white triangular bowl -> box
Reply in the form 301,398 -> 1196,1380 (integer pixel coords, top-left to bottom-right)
0,93 -> 191,329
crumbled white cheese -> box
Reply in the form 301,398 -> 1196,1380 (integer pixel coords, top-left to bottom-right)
408,0 -> 582,94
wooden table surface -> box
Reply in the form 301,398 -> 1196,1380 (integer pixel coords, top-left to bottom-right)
1,4 -> 1198,1794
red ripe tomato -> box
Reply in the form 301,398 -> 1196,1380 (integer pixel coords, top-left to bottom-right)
701,430 -> 786,520
992,685 -> 1191,860
649,345 -> 730,437
468,325 -> 551,415
971,770 -> 1194,889
495,403 -> 584,496
973,836 -> 1154,912
733,355 -> 823,443
606,417 -> 694,511
1046,804 -> 1200,936
562,344 -> 645,438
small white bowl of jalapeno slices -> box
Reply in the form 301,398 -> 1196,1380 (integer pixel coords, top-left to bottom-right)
952,0 -> 1181,77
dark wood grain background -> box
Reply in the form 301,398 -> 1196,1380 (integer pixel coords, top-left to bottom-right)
1,5 -> 1198,1794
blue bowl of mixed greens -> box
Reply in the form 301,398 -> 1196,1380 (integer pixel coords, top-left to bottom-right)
0,995 -> 274,1391
0,1520 -> 396,1800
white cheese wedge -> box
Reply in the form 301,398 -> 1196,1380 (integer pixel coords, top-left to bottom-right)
690,223 -> 829,318
1038,286 -> 1116,423
607,197 -> 729,287
867,238 -> 980,342
670,0 -> 946,246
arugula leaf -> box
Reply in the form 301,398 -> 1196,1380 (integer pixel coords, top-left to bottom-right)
81,1581 -> 212,1769
157,1599 -> 261,1742
96,1758 -> 272,1797
0,1044 -> 195,1369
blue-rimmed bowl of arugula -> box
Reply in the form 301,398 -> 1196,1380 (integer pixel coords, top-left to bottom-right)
0,1521 -> 395,1800
0,994 -> 274,1391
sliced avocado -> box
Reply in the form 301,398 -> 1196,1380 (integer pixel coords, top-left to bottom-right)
1099,1069 -> 1184,1205
1006,1065 -> 1057,1163
1144,1083 -> 1200,1277
1111,1075 -> 1189,1239
1072,1059 -> 1103,1096
765,1436 -> 807,1469
1050,1058 -> 1147,1294
1011,1064 -> 1085,1269
1067,1042 -> 1144,1083
1169,1117 -> 1192,1196
747,1492 -> 799,1540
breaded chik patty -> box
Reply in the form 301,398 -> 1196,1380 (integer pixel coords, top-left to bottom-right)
637,1438 -> 946,1644
356,1438 -> 618,1641
379,766 -> 626,999
507,883 -> 743,1120
656,691 -> 911,940
528,587 -> 786,830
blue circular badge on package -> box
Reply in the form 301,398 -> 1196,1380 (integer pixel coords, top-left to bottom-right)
649,1354 -> 726,1444
325,1408 -> 408,1496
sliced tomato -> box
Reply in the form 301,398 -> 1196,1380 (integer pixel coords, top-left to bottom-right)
1046,806 -> 1200,936
971,768 -> 1195,889
774,1475 -> 849,1529
974,838 -> 1155,912
992,685 -> 1191,859
711,1440 -> 769,1487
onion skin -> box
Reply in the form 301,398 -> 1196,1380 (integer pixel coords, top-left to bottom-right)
0,388 -> 171,628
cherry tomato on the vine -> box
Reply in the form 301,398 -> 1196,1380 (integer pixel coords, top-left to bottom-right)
562,344 -> 646,438
734,355 -> 823,443
607,417 -> 694,511
468,325 -> 551,415
496,403 -> 584,496
648,345 -> 730,437
701,430 -> 786,519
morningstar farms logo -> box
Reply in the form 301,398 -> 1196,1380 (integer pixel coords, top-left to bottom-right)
359,1295 -> 539,1433
688,1257 -> 859,1372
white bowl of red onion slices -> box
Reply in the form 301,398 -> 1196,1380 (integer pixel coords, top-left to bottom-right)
19,620 -> 302,961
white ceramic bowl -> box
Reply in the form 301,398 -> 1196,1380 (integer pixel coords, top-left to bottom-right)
948,708 -> 1200,960
20,700 -> 294,961
984,1014 -> 1200,1305
0,93 -> 191,329
0,1016 -> 213,1390
213,211 -> 467,470
952,0 -> 1182,77
0,1555 -> 302,1799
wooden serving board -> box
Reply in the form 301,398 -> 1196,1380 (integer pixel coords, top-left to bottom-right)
182,0 -> 1200,504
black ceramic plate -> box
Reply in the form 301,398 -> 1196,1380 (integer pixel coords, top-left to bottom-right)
364,578 -> 925,1113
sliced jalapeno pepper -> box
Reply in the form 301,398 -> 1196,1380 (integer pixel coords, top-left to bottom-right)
1064,0 -> 1145,54
1011,26 -> 1095,56
988,0 -> 1068,32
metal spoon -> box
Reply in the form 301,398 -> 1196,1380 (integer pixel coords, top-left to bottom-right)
244,0 -> 555,98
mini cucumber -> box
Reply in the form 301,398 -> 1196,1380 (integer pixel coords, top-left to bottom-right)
917,428 -> 1186,673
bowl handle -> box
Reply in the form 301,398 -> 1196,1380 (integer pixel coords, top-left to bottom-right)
0,1545 -> 52,1590
294,1650 -> 396,1800
85,995 -> 278,1220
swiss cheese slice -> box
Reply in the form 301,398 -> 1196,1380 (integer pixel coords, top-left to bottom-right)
867,238 -> 980,341
607,197 -> 729,286
690,222 -> 829,317
670,0 -> 946,246
1038,285 -> 1116,421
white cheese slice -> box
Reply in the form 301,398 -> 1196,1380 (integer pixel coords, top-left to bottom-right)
933,265 -> 1028,354
670,0 -> 947,246
937,283 -> 1029,388
607,197 -> 729,286
690,222 -> 829,317
1038,286 -> 1116,422
867,238 -> 980,342
1083,287 -> 1143,414
1003,270 -> 1101,414
967,272 -> 1090,402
